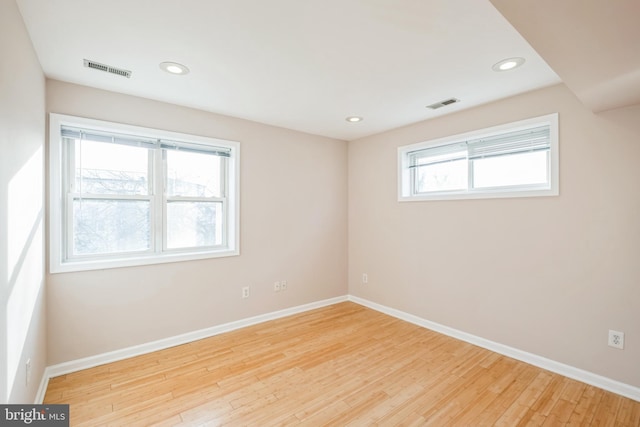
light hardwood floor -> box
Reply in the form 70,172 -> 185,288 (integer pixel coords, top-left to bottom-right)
44,302 -> 640,426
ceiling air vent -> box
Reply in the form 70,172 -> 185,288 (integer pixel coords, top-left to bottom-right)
83,59 -> 132,78
426,98 -> 460,110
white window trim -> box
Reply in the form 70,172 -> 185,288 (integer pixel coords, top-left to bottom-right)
49,113 -> 240,273
398,113 -> 559,202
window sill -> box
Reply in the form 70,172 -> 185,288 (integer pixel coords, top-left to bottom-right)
50,248 -> 240,274
398,186 -> 558,202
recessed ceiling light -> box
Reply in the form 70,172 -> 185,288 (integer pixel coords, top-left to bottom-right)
346,116 -> 363,123
492,57 -> 525,72
159,61 -> 190,75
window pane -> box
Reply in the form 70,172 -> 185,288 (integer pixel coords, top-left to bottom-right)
74,139 -> 149,195
166,201 -> 223,249
473,151 -> 548,189
166,150 -> 222,198
73,199 -> 150,255
415,159 -> 467,193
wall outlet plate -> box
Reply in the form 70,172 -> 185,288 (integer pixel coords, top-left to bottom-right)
608,330 -> 624,349
25,358 -> 32,386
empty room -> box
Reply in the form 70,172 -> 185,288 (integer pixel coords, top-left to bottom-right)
2,0 -> 639,425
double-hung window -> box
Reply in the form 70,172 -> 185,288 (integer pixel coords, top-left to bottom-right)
398,113 -> 558,201
49,114 -> 239,273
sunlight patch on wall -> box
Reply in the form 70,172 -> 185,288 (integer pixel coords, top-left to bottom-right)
8,147 -> 43,281
6,221 -> 43,398
5,146 -> 44,399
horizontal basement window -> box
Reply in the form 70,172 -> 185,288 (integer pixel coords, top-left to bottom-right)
398,113 -> 559,201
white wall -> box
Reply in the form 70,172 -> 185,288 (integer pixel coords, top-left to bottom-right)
46,80 -> 348,365
349,83 -> 640,388
0,0 -> 46,403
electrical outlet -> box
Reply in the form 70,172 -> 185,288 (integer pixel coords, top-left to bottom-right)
281,280 -> 287,291
362,273 -> 368,284
25,358 -> 31,386
608,330 -> 624,349
274,282 -> 281,292
242,286 -> 250,299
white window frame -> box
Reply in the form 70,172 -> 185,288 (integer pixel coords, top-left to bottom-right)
49,113 -> 240,273
398,113 -> 559,202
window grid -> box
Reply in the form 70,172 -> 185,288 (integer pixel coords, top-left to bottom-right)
399,113 -> 558,201
49,113 -> 239,273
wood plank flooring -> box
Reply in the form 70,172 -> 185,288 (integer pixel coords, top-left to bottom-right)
44,302 -> 640,426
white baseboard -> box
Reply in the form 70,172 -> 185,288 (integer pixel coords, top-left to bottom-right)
348,295 -> 640,403
35,294 -> 639,404
35,371 -> 50,404
36,295 -> 348,403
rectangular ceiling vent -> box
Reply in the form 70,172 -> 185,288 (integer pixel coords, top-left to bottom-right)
83,59 -> 132,78
426,98 -> 460,110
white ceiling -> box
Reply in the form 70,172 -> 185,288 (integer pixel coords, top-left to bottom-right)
16,0 -> 561,141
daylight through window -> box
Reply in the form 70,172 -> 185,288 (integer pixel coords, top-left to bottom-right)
50,114 -> 239,272
398,114 -> 558,201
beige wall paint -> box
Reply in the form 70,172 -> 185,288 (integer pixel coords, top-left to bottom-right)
46,80 -> 348,365
490,0 -> 640,113
1,0 -> 46,403
349,84 -> 640,388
